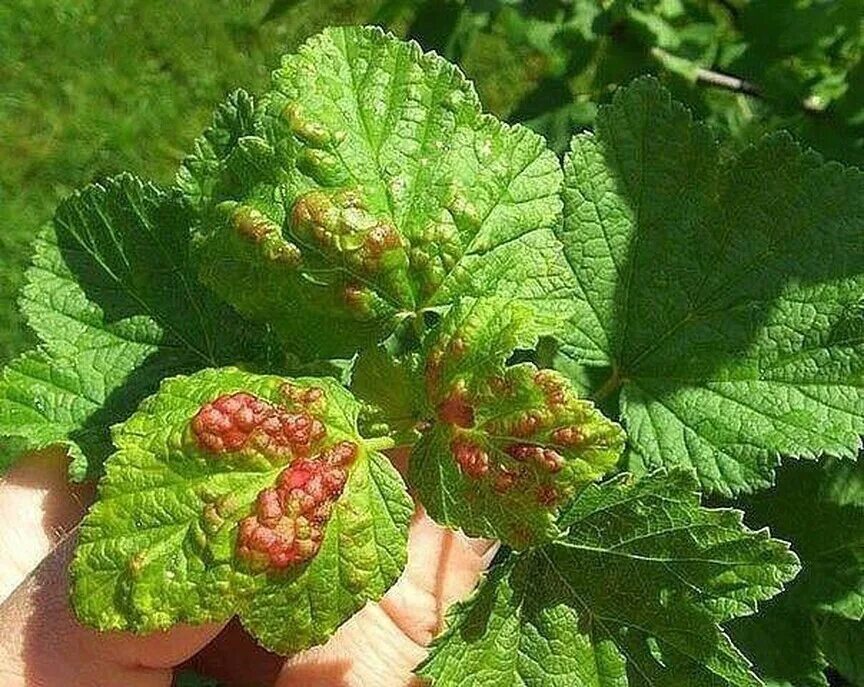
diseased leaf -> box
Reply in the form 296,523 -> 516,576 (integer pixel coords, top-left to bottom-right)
178,26 -> 576,359
0,175 -> 271,478
419,469 -> 800,686
559,76 -> 864,495
70,367 -> 412,655
409,298 -> 624,547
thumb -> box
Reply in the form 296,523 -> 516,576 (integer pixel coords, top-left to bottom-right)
0,534 -> 226,687
0,449 -> 224,687
276,508 -> 497,687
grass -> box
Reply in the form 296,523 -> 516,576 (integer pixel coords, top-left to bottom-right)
0,0 -> 381,363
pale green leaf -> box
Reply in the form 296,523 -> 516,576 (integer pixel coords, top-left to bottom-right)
70,367 -> 412,655
179,26 -> 576,359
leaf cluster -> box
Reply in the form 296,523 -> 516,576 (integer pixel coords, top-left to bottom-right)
0,23 -> 862,687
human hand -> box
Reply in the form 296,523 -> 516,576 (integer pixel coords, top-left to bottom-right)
0,448 -> 495,686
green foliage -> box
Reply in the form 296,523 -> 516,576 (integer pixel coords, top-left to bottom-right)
70,367 -> 412,654
0,17 -> 860,686
729,459 -> 864,686
819,614 -> 864,687
559,77 -> 864,497
388,0 -> 864,165
0,175 -> 272,478
419,469 -> 799,686
3,0 -> 863,363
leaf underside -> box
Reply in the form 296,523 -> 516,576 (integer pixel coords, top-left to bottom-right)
419,469 -> 799,686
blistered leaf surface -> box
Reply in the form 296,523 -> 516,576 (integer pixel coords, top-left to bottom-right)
419,470 -> 800,686
70,367 -> 412,654
179,26 -> 576,358
409,298 -> 624,547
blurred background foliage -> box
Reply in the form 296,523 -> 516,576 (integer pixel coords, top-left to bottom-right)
1,0 -> 862,365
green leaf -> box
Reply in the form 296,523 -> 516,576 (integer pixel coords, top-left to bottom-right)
70,367 -> 412,655
559,76 -> 864,495
728,458 -> 864,686
419,469 -> 799,686
179,26 -> 576,359
818,614 -> 864,686
737,459 -> 864,621
409,298 -> 624,547
728,595 -> 829,687
0,175 -> 271,478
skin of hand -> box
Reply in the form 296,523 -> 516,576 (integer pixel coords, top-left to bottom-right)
0,448 -> 496,687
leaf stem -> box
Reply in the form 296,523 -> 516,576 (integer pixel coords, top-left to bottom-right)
593,367 -> 622,403
364,435 -> 397,453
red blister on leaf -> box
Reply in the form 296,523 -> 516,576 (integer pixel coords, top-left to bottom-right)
237,440 -> 358,571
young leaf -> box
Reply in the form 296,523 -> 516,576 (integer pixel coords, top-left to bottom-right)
0,175 -> 271,478
178,26 -> 576,359
418,469 -> 800,686
70,367 -> 412,655
410,297 -> 625,547
559,76 -> 864,495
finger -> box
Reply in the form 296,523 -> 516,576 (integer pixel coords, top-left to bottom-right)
276,508 -> 497,687
180,619 -> 284,687
0,446 -> 94,602
0,535 -> 226,687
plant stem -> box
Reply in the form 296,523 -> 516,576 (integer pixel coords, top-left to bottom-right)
593,367 -> 622,403
694,67 -> 761,97
365,435 -> 397,452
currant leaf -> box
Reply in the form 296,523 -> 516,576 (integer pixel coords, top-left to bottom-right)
559,76 -> 864,495
818,613 -> 864,687
0,175 -> 271,479
418,469 -> 800,686
728,459 -> 864,685
725,595 -> 829,687
178,26 -> 576,359
70,367 -> 412,655
409,298 -> 624,547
